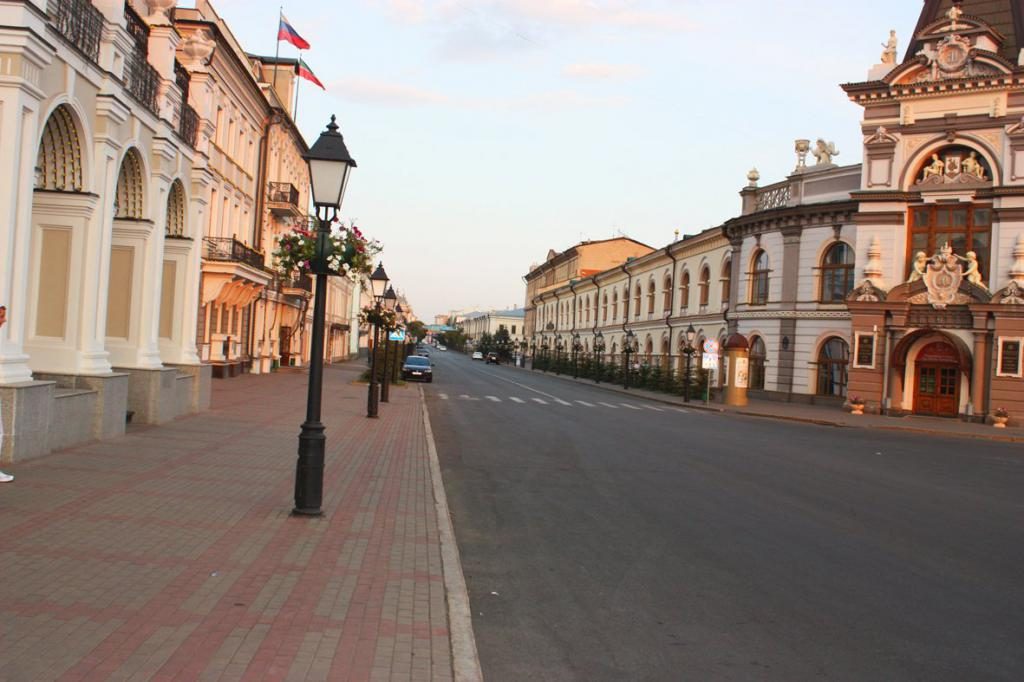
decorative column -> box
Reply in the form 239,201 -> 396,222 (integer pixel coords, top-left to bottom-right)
971,331 -> 987,417
0,40 -> 49,383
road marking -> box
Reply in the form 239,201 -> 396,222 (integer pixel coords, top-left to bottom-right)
485,396 -> 502,402
554,398 -> 572,406
459,394 -> 480,401
675,408 -> 691,414
509,397 -> 525,404
644,405 -> 664,412
599,402 -> 619,409
479,372 -> 562,400
575,400 -> 596,407
620,403 -> 642,410
438,393 -> 449,400
532,398 -> 548,405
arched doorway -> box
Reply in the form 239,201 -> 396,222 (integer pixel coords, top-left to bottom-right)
913,341 -> 961,417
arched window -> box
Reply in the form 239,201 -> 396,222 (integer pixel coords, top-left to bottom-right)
817,337 -> 849,397
680,271 -> 690,310
749,336 -> 767,390
721,259 -> 732,307
750,250 -> 769,305
820,242 -> 855,303
663,275 -> 672,312
612,291 -> 618,321
165,179 -> 185,237
647,281 -> 656,315
699,266 -> 711,307
36,104 -> 84,192
602,293 -> 608,322
584,296 -> 590,324
115,149 -> 145,219
634,284 -> 642,317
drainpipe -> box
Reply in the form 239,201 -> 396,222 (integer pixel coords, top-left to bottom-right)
590,275 -> 600,337
665,244 -> 679,366
881,324 -> 892,414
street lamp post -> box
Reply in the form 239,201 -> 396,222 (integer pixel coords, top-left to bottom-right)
594,331 -> 605,385
379,286 -> 398,404
554,335 -> 564,375
682,324 -> 698,403
366,263 -> 389,419
572,332 -> 582,379
623,330 -> 637,390
293,115 -> 357,517
529,340 -> 536,370
541,339 -> 550,371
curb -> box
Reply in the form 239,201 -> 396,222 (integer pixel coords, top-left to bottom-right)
419,386 -> 484,682
511,364 -> 1024,444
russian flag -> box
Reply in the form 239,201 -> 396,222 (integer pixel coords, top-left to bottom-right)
297,58 -> 325,90
278,14 -> 310,50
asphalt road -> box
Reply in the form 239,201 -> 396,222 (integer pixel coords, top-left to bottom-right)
423,350 -> 1024,682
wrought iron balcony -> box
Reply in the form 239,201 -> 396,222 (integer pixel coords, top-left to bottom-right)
203,237 -> 266,271
283,275 -> 313,293
267,182 -> 302,217
177,103 -> 199,148
49,0 -> 104,65
124,50 -> 161,116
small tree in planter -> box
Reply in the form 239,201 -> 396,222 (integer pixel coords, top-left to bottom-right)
848,395 -> 865,415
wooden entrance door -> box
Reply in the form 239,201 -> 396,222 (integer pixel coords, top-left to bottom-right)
280,326 -> 292,367
914,342 -> 960,417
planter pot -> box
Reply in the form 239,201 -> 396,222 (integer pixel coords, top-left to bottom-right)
850,404 -> 865,415
992,415 -> 1009,429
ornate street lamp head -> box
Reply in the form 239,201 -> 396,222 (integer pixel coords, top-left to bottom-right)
305,115 -> 357,211
368,262 -> 389,299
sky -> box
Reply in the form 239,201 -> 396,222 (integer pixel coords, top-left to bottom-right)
192,0 -> 924,320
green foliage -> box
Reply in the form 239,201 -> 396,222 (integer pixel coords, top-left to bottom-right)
405,320 -> 427,342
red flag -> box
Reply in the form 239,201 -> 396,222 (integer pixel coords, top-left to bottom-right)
278,14 -> 310,50
297,58 -> 325,90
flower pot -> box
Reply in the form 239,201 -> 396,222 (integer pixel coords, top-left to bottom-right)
850,404 -> 864,415
992,415 -> 1009,429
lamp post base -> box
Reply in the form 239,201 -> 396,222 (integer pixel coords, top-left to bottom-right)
294,419 -> 326,516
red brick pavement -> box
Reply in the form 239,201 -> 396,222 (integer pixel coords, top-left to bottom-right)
0,363 -> 455,682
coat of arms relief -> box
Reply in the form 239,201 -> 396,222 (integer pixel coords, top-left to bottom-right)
907,243 -> 985,308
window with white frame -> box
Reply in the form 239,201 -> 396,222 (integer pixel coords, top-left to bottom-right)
997,337 -> 1022,377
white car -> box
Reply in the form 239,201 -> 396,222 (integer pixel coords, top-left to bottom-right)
437,345 -> 447,351
472,351 -> 484,360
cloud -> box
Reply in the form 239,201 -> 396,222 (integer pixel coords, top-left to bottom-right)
329,77 -> 627,111
492,0 -> 698,32
563,62 -> 644,80
331,77 -> 452,107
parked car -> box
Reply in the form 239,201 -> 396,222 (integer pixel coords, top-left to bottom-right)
485,352 -> 499,365
437,345 -> 447,351
402,355 -> 433,382
472,351 -> 484,360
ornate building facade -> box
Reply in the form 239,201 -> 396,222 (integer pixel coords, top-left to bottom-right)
0,0 -> 211,461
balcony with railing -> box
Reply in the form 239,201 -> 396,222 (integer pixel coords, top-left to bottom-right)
203,237 -> 266,271
267,182 -> 302,218
49,0 -> 104,65
282,275 -> 313,294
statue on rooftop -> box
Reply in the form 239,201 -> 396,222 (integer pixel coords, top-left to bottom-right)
812,139 -> 839,166
881,30 -> 898,64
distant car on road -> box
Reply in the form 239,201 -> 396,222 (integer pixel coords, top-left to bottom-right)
485,352 -> 499,365
437,345 -> 447,351
417,348 -> 430,357
471,351 -> 484,360
402,355 -> 433,382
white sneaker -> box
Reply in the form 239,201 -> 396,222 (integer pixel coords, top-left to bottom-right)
0,471 -> 13,483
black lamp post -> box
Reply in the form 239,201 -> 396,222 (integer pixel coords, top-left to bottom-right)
554,335 -> 564,375
394,302 -> 405,384
366,263 -> 389,419
623,330 -> 637,390
541,339 -> 550,371
529,340 -> 536,370
594,331 -> 605,385
572,332 -> 582,379
293,115 -> 357,517
379,286 -> 398,404
682,324 -> 698,403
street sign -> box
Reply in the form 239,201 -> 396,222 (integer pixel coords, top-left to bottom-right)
702,352 -> 719,370
703,339 -> 719,355
389,330 -> 406,342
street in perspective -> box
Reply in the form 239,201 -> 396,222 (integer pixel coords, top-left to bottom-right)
2,1 -> 1024,681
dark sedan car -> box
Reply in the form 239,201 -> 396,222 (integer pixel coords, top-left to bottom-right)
401,355 -> 433,382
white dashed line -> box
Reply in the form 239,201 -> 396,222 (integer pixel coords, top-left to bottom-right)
532,398 -> 548,405
509,397 -> 525,404
599,402 -> 619,409
459,394 -> 480,401
554,399 -> 572,406
644,405 -> 664,412
620,403 -> 642,410
486,396 -> 501,402
438,393 -> 449,400
675,408 -> 691,414
575,400 -> 596,407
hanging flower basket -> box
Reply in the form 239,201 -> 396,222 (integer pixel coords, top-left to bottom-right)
273,220 -> 380,280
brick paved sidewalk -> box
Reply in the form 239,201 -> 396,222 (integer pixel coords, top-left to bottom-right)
0,363 -> 467,681
517,363 -> 1024,443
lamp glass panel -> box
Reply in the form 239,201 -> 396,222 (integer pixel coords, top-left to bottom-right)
308,158 -> 348,207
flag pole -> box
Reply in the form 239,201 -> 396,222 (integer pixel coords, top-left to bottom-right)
272,6 -> 283,93
293,52 -> 303,122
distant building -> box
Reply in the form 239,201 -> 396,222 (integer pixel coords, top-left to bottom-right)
523,237 -> 654,340
461,309 -> 526,347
